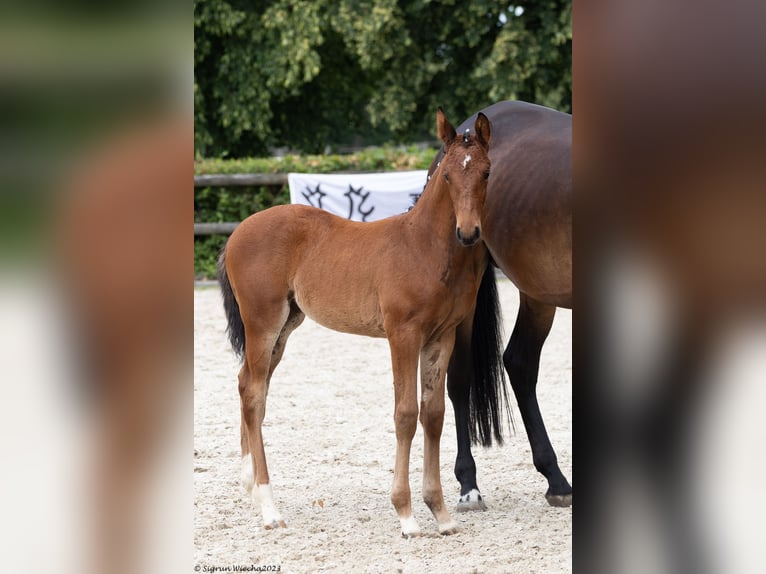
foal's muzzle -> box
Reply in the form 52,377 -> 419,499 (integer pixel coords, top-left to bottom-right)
456,226 -> 481,246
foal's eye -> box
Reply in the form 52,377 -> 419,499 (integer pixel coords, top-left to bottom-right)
444,172 -> 450,182
483,170 -> 490,180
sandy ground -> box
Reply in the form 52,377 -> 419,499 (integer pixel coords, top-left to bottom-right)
194,276 -> 571,573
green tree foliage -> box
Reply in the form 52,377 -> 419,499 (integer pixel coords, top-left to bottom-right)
195,0 -> 571,157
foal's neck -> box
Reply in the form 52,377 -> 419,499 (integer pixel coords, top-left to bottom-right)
405,170 -> 457,246
397,164 -> 485,288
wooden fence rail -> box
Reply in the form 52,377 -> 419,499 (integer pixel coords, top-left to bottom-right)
194,173 -> 289,235
194,173 -> 288,187
194,222 -> 239,235
194,170 -> 403,235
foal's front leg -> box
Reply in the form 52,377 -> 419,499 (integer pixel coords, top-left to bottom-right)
420,331 -> 460,535
387,330 -> 421,537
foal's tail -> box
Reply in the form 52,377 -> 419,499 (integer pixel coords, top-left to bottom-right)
469,262 -> 513,446
217,246 -> 246,361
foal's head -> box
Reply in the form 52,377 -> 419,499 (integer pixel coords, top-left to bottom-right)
436,107 -> 492,246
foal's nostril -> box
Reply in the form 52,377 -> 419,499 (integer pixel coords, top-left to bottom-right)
456,228 -> 463,242
473,226 -> 481,240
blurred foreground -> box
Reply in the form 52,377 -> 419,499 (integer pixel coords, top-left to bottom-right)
577,2 -> 766,573
0,5 -> 191,574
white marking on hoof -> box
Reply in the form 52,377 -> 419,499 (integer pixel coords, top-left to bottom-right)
462,154 -> 472,169
254,483 -> 286,529
438,519 -> 460,535
399,515 -> 420,538
240,455 -> 254,494
456,489 -> 487,512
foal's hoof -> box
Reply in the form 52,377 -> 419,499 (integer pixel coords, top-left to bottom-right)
399,516 -> 421,538
263,519 -> 287,530
545,493 -> 572,507
456,489 -> 487,512
438,521 -> 460,536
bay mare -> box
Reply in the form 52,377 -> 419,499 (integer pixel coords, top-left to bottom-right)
434,101 -> 573,510
218,109 -> 508,536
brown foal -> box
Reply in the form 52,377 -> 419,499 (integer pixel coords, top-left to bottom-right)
219,108 -> 492,536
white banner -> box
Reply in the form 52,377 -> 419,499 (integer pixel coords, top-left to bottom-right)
288,170 -> 428,222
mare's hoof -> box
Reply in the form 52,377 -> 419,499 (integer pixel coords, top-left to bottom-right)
263,519 -> 287,530
545,493 -> 572,507
401,530 -> 421,539
456,489 -> 487,512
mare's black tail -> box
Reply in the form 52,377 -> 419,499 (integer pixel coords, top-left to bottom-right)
218,246 -> 246,360
469,262 -> 513,446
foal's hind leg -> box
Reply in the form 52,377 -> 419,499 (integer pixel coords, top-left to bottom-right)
506,293 -> 572,506
240,300 -> 304,495
420,331 -> 459,534
239,300 -> 304,529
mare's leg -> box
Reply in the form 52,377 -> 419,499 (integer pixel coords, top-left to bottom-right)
506,293 -> 572,506
446,317 -> 487,511
239,299 -> 303,529
420,331 -> 460,534
386,326 -> 422,537
241,300 -> 304,494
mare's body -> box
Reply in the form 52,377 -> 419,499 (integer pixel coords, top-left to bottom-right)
432,101 -> 573,509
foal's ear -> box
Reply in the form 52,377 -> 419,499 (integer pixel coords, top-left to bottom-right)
437,107 -> 457,145
474,112 -> 491,149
